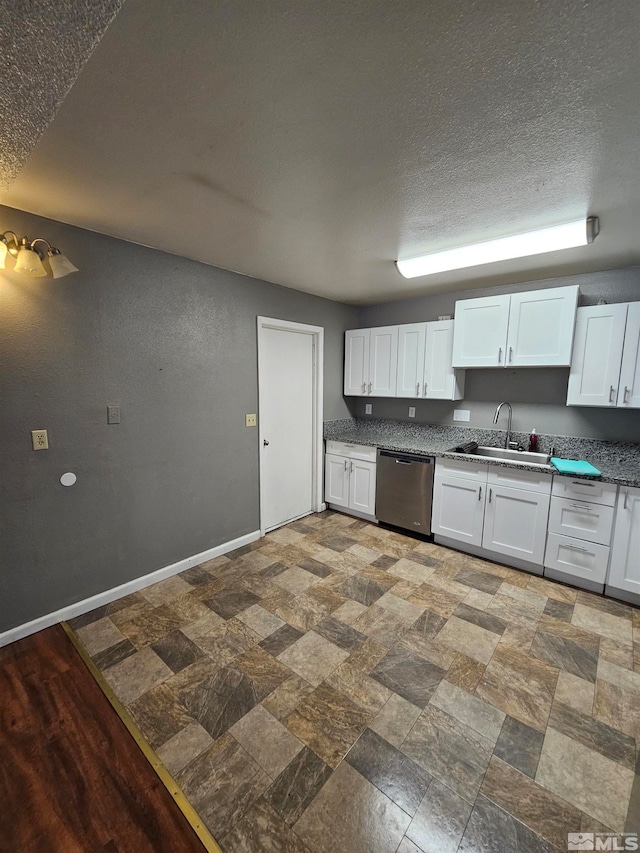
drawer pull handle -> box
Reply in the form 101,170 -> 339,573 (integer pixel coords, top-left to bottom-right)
416,382 -> 420,396
423,382 -> 428,396
572,481 -> 595,487
509,346 -> 513,363
368,382 -> 372,394
565,543 -> 590,553
623,386 -> 630,404
488,488 -> 493,503
498,347 -> 503,363
569,503 -> 592,511
344,460 -> 349,470
478,486 -> 482,501
624,490 -> 629,510
609,385 -> 615,403
362,382 -> 366,394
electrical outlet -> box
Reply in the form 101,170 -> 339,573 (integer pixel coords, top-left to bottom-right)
453,409 -> 471,422
107,405 -> 120,424
245,413 -> 257,427
408,406 -> 416,418
365,404 -> 372,415
31,429 -> 49,450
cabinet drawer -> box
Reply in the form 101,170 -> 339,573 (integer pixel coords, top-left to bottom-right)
544,532 -> 609,584
326,441 -> 377,462
487,467 -> 552,494
548,497 -> 614,546
436,459 -> 488,481
551,476 -> 617,506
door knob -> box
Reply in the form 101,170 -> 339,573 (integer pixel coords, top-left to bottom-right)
263,439 -> 269,446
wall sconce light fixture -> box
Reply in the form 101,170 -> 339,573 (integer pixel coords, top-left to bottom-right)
0,231 -> 79,278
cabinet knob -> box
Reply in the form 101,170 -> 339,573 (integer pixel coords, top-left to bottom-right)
263,439 -> 269,446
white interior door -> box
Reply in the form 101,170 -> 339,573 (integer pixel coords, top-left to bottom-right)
259,321 -> 321,532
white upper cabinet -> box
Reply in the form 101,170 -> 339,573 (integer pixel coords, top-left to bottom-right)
396,320 -> 464,400
424,320 -> 464,400
618,302 -> 640,408
506,285 -> 579,366
566,303 -> 640,407
396,324 -> 426,398
344,329 -> 370,396
344,326 -> 398,397
451,294 -> 511,367
369,326 -> 398,396
452,285 -> 579,368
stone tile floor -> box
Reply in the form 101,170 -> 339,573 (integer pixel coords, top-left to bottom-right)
68,511 -> 640,853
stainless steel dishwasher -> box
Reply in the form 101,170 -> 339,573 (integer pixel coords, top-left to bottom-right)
375,450 -> 435,535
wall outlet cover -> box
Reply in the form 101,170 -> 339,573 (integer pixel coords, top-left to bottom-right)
438,314 -> 452,321
365,403 -> 372,415
453,409 -> 471,422
107,405 -> 121,424
31,429 -> 49,450
408,406 -> 416,418
245,413 -> 257,427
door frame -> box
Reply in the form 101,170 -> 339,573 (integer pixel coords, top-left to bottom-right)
257,316 -> 324,536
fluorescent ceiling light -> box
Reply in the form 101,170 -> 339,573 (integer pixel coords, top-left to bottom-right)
396,217 -> 599,279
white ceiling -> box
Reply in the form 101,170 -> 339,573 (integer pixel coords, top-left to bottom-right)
2,0 -> 639,304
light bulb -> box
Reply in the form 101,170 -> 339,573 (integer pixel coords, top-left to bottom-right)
47,249 -> 79,278
14,244 -> 47,277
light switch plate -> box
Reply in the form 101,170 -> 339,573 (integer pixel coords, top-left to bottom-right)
245,413 -> 257,427
453,409 -> 471,422
107,405 -> 121,424
365,404 -> 372,415
408,407 -> 416,418
31,429 -> 48,450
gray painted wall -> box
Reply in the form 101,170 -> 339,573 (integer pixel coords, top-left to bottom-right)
356,268 -> 640,442
0,206 -> 358,633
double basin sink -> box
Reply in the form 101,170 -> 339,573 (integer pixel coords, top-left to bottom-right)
450,445 -> 553,470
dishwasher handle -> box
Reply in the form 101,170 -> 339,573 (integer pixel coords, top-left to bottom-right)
378,450 -> 434,465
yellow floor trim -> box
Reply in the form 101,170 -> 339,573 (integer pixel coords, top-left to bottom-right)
61,621 -> 223,853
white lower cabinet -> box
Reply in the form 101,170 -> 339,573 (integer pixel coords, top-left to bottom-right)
607,486 -> 640,599
324,441 -> 377,519
432,460 -> 551,572
432,472 -> 486,546
482,483 -> 550,565
545,533 -> 611,587
543,476 -> 617,591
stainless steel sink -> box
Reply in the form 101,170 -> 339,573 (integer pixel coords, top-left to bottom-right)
450,445 -> 552,469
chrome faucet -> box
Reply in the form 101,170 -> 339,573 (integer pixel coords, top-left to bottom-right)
493,401 -> 513,449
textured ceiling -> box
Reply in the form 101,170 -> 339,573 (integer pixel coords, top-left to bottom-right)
0,0 -> 125,189
2,0 -> 639,303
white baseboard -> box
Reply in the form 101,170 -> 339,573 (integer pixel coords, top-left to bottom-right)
0,529 -> 262,649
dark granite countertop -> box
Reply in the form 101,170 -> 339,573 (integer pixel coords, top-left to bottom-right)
324,418 -> 640,489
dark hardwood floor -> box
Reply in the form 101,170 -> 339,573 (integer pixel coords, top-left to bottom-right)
0,624 -> 207,853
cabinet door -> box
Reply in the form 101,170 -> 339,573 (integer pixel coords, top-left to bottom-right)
432,474 -> 486,546
506,285 -> 579,367
324,453 -> 349,507
618,302 -> 640,408
396,323 -> 426,398
452,295 -> 511,367
566,304 -> 627,407
607,487 -> 640,596
349,459 -> 377,515
369,326 -> 398,396
424,320 -> 464,400
482,484 -> 550,565
344,329 -> 370,396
